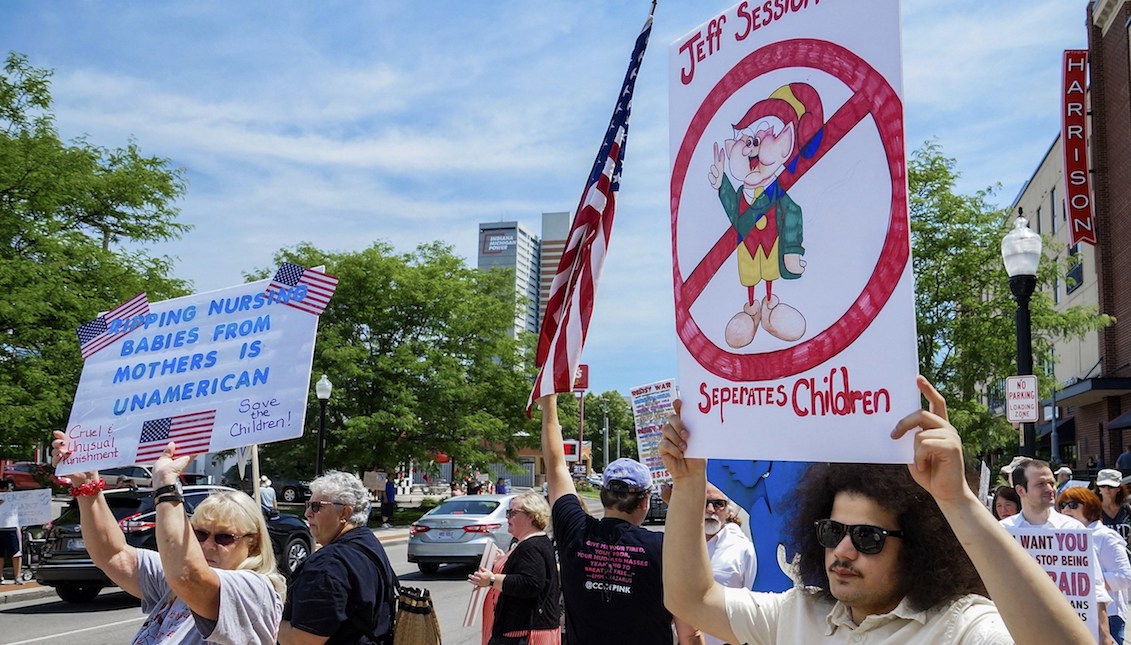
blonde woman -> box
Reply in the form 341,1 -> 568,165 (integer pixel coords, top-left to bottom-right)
51,431 -> 284,644
469,491 -> 561,645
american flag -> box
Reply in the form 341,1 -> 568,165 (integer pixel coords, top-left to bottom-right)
76,293 -> 150,360
264,263 -> 339,316
134,410 -> 217,463
528,14 -> 653,412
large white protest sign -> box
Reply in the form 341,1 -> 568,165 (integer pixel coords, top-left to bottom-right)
57,265 -> 336,476
669,0 -> 918,462
1008,527 -> 1099,642
0,489 -> 53,527
630,380 -> 676,486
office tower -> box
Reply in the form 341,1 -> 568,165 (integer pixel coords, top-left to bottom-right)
477,221 -> 541,337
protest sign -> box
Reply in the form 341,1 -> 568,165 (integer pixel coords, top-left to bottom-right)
668,0 -> 918,462
57,265 -> 336,476
0,489 -> 53,527
630,379 -> 676,486
1008,527 -> 1098,641
464,541 -> 499,627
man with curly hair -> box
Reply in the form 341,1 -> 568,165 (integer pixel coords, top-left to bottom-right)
659,377 -> 1093,644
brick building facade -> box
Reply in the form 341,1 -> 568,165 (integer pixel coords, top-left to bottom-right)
1025,1 -> 1131,468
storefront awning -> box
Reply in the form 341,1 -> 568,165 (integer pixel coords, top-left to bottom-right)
1037,416 -> 1075,440
1109,410 -> 1131,431
1055,378 -> 1131,407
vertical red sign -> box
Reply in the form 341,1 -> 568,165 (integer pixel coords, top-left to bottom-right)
1062,50 -> 1097,246
572,364 -> 589,391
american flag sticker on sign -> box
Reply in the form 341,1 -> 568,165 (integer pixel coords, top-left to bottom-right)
264,263 -> 339,316
134,410 -> 217,463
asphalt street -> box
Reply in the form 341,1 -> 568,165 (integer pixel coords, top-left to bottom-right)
0,495 -> 655,644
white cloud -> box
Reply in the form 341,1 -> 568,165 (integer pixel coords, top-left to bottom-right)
2,0 -> 1091,394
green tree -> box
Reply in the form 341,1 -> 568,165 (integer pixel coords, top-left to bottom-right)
0,53 -> 189,455
253,242 -> 539,476
910,141 -> 1112,460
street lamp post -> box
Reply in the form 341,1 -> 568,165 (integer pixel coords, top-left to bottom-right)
1001,210 -> 1042,458
315,374 -> 333,476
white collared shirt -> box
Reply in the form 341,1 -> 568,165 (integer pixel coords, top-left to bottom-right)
704,522 -> 758,645
723,586 -> 1011,644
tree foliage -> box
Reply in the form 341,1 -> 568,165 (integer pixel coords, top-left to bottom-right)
253,242 -> 541,476
0,53 -> 190,456
910,141 -> 1113,460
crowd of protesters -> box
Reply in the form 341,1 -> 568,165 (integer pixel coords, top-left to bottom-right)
39,376 -> 1131,644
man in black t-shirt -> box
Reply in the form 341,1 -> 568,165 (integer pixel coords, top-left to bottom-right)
537,395 -> 672,644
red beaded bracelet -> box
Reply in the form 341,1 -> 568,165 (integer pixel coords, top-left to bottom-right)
69,479 -> 106,497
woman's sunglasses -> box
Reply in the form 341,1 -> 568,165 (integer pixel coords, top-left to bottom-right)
505,508 -> 527,518
193,529 -> 251,547
306,501 -> 345,513
814,519 -> 904,555
1058,500 -> 1083,511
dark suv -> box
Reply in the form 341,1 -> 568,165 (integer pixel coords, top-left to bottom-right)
36,486 -> 313,603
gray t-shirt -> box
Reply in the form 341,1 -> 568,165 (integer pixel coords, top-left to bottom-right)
132,548 -> 282,644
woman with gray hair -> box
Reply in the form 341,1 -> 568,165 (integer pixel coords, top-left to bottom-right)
469,491 -> 560,644
278,471 -> 399,645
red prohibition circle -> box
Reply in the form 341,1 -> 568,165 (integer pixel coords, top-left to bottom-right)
671,38 -> 908,382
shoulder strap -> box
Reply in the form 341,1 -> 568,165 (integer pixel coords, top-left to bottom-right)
342,538 -> 400,644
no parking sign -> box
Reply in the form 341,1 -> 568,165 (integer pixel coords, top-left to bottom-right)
669,0 -> 919,462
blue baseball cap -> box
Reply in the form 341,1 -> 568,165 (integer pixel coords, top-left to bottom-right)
603,458 -> 652,491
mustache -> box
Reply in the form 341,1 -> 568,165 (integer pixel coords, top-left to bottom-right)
828,559 -> 859,575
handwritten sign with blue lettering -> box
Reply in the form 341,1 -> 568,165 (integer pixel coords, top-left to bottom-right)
57,267 -> 336,475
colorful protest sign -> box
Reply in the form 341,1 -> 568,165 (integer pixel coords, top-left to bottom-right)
57,265 -> 336,476
1007,527 -> 1099,641
630,380 -> 676,486
0,488 -> 53,527
668,0 -> 918,462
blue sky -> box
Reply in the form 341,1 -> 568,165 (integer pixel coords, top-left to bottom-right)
2,1 -> 1086,396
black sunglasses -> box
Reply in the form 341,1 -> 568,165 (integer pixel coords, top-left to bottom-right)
706,499 -> 728,511
814,519 -> 904,555
306,500 -> 345,513
1058,500 -> 1083,511
505,508 -> 526,518
193,529 -> 251,547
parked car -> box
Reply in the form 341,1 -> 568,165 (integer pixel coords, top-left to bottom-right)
1,461 -> 70,491
221,466 -> 311,503
100,465 -> 153,489
36,485 -> 313,603
645,490 -> 668,524
407,494 -> 516,574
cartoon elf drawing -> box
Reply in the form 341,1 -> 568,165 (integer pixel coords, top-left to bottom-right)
708,83 -> 824,348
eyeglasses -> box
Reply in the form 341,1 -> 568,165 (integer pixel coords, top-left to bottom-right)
193,529 -> 251,547
306,500 -> 345,513
505,508 -> 526,518
814,519 -> 904,555
1058,500 -> 1083,511
706,499 -> 728,511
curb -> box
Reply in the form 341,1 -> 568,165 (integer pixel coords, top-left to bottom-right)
0,584 -> 59,605
374,530 -> 410,546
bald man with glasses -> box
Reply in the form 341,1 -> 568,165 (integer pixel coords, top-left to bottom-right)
660,377 -> 1093,644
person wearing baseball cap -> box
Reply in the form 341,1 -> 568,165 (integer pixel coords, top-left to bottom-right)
1054,466 -> 1072,493
1097,468 -> 1131,542
536,395 -> 672,645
